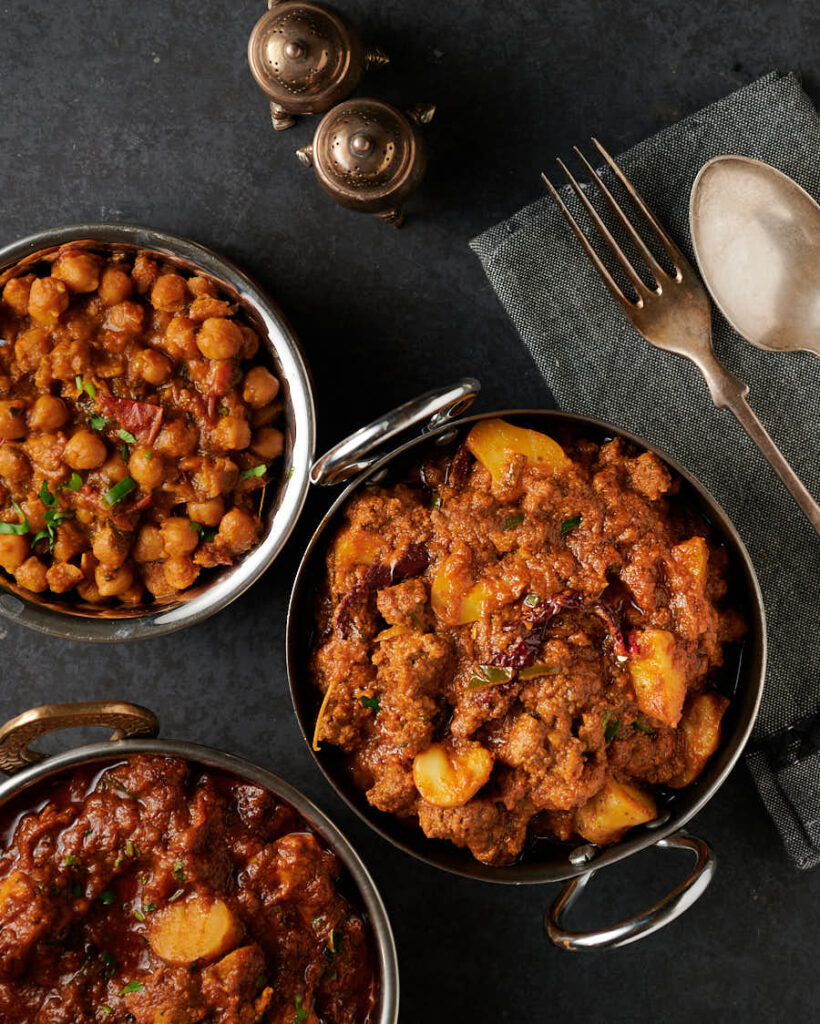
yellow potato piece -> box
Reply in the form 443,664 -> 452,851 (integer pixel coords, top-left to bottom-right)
628,628 -> 687,728
0,869 -> 30,914
431,550 -> 493,625
669,692 -> 729,788
334,529 -> 383,574
466,418 -> 570,486
413,741 -> 494,808
671,536 -> 708,585
149,894 -> 243,966
576,779 -> 657,845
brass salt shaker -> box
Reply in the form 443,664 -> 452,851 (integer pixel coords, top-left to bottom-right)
247,0 -> 389,131
296,99 -> 436,227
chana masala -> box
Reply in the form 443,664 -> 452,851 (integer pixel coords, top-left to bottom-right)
0,248 -> 285,608
0,755 -> 378,1023
310,418 -> 745,865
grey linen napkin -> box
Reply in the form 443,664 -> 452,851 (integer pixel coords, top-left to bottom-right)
470,72 -> 820,869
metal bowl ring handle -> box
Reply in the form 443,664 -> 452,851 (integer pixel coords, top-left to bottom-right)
0,701 -> 160,774
310,377 -> 481,487
546,832 -> 715,951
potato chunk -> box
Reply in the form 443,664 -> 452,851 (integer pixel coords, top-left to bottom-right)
413,741 -> 493,808
148,894 -> 243,965
430,548 -> 493,625
575,779 -> 657,844
669,692 -> 729,788
671,536 -> 708,585
466,418 -> 570,486
628,628 -> 687,728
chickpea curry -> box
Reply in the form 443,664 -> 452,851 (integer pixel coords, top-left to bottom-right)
310,418 -> 745,865
0,755 -> 378,1023
0,248 -> 285,608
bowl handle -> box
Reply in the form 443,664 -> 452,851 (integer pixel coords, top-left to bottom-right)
545,831 -> 715,951
0,701 -> 159,774
310,378 -> 481,487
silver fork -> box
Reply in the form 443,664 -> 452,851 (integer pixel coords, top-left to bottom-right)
542,139 -> 820,536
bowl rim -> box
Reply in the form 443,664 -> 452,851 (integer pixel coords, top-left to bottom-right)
286,406 -> 767,884
0,223 -> 316,642
0,736 -> 399,1024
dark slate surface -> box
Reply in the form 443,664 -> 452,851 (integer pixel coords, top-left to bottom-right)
0,1 -> 818,1021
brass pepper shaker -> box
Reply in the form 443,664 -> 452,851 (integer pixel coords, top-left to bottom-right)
247,0 -> 389,131
295,99 -> 436,227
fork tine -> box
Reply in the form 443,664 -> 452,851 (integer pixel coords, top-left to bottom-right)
572,146 -> 668,286
591,138 -> 687,277
541,172 -> 632,311
555,158 -> 650,302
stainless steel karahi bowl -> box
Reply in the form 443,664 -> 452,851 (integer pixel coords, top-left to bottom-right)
286,379 -> 767,950
0,700 -> 399,1023
0,224 -> 316,642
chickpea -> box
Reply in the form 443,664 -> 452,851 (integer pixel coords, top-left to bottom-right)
193,457 -> 238,498
14,556 -> 48,593
98,266 -> 133,305
217,507 -> 258,554
214,415 -> 251,451
95,562 -> 135,597
101,451 -> 129,484
117,580 -> 145,605
0,446 -> 29,481
164,555 -> 199,591
151,273 -> 187,312
92,525 -> 130,569
251,402 -> 281,429
28,395 -> 68,432
0,534 -> 29,572
77,579 -> 105,604
2,275 -> 34,315
0,402 -> 28,440
242,366 -> 280,408
187,496 -> 224,527
142,561 -> 175,598
196,318 -> 243,360
46,562 -> 84,594
160,518 -> 200,557
133,348 -> 173,386
189,295 -> 232,321
131,255 -> 159,294
134,524 -> 165,563
187,276 -> 217,298
164,316 -> 199,360
155,418 -> 198,458
51,251 -> 101,293
251,427 -> 284,462
14,327 -> 52,374
239,325 -> 259,360
106,301 -> 144,334
64,430 -> 107,470
53,520 -> 87,562
28,277 -> 69,325
129,448 -> 163,490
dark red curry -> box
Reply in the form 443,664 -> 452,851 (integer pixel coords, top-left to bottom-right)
310,418 -> 744,865
0,755 -> 378,1023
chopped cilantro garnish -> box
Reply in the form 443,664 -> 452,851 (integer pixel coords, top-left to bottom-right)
89,414 -> 106,431
132,905 -> 146,922
102,477 -> 136,508
144,902 -> 156,913
75,375 -> 96,399
64,853 -> 78,866
633,720 -> 654,735
502,513 -> 524,530
0,501 -> 29,536
71,883 -> 83,899
172,861 -> 186,883
293,994 -> 309,1022
240,463 -> 266,481
40,480 -> 57,507
189,521 -> 203,534
121,444 -> 129,462
603,713 -> 621,743
560,515 -> 582,536
119,980 -> 144,996
359,695 -> 380,713
218,406 -> 230,417
117,428 -> 137,444
102,1007 -> 113,1016
100,890 -> 114,906
202,527 -> 218,543
62,472 -> 83,491
101,951 -> 116,979
523,593 -> 540,607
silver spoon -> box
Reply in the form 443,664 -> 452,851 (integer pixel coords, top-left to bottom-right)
690,155 -> 820,356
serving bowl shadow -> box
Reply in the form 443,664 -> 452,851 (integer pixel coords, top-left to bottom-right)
0,224 -> 315,642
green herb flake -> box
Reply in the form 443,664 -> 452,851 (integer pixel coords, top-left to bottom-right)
430,494 -> 442,509
518,663 -> 561,680
144,903 -> 156,913
172,861 -> 186,884
359,695 -> 380,713
102,1007 -> 113,1016
100,890 -> 114,906
218,406 -> 230,417
502,513 -> 524,530
62,472 -> 83,491
603,714 -> 621,744
523,593 -> 540,608
132,905 -> 146,922
189,521 -> 203,534
71,883 -> 83,899
102,477 -> 136,508
121,444 -> 129,462
64,853 -> 78,867
293,994 -> 309,1023
39,480 -> 57,507
125,840 -> 135,858
119,980 -> 144,996
467,664 -> 515,691
0,501 -> 30,536
202,527 -> 218,543
117,428 -> 137,444
101,951 -> 116,979
240,463 -> 267,481
89,415 -> 106,431
75,375 -> 96,399
560,515 -> 582,536
633,720 -> 654,736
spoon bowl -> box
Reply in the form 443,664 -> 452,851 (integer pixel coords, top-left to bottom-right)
690,155 -> 820,356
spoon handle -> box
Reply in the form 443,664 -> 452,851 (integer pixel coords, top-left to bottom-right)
723,391 -> 820,535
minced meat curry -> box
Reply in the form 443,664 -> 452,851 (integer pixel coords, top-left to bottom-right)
0,756 -> 377,1023
310,418 -> 744,865
0,247 -> 285,608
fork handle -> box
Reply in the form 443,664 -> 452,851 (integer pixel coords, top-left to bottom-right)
702,357 -> 820,534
